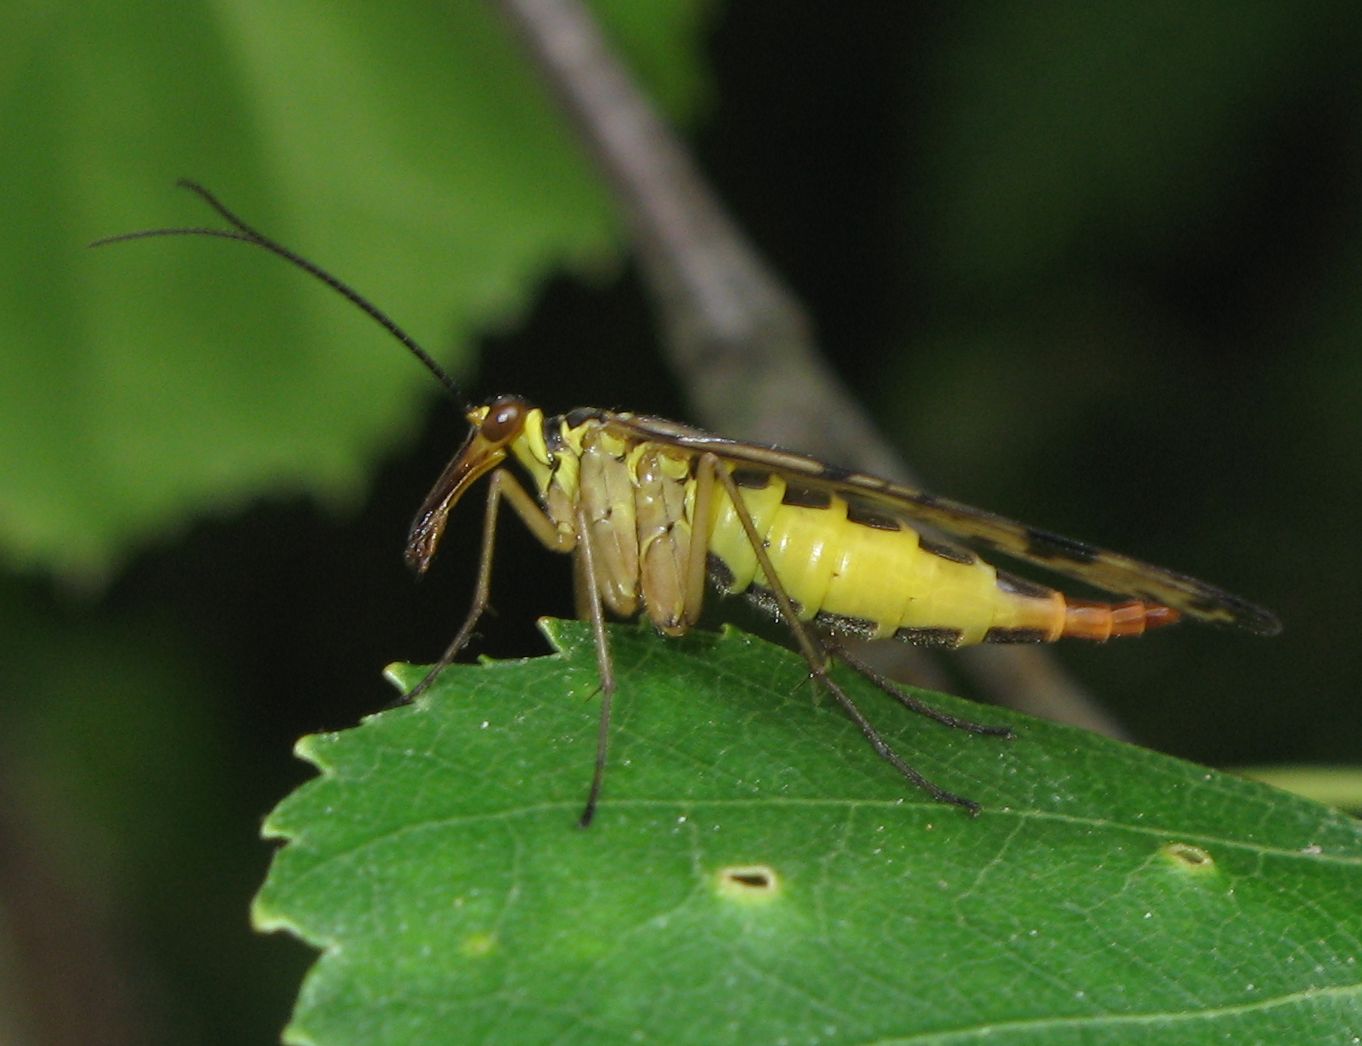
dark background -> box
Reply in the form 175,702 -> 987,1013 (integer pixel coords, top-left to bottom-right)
3,4 -> 1357,1041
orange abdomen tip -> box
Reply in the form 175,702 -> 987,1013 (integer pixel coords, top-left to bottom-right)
1062,600 -> 1182,641
1140,603 -> 1182,632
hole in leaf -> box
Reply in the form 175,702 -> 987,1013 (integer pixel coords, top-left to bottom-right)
1161,842 -> 1215,871
715,864 -> 780,903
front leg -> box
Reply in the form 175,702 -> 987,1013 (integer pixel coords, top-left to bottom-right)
405,468 -> 573,702
572,501 -> 616,828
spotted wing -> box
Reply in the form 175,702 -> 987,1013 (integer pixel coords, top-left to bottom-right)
606,413 -> 1280,636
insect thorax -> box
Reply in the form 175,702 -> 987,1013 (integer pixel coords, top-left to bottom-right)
508,411 -> 696,631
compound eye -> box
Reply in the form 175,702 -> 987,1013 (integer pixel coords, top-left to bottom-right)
480,395 -> 526,443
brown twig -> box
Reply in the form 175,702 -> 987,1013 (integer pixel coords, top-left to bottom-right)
493,0 -> 1129,737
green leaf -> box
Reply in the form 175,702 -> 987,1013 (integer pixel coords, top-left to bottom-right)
256,622 -> 1362,1044
0,0 -> 711,579
1237,765 -> 1362,815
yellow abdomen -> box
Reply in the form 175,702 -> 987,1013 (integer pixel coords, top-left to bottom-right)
704,469 -> 1170,647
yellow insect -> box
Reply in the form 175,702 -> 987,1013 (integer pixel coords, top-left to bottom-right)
96,182 -> 1281,826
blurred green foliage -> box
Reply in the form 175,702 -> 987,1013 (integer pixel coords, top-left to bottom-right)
1,1 -> 1358,1041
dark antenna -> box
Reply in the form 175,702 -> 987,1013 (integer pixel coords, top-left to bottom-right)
90,180 -> 469,409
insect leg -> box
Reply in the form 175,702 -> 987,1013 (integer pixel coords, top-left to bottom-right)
572,548 -> 595,623
405,469 -> 572,702
571,501 -> 615,828
681,451 -> 717,626
712,461 -> 983,815
824,641 -> 1014,739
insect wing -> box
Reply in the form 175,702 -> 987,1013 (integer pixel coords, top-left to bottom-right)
605,414 -> 1280,637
